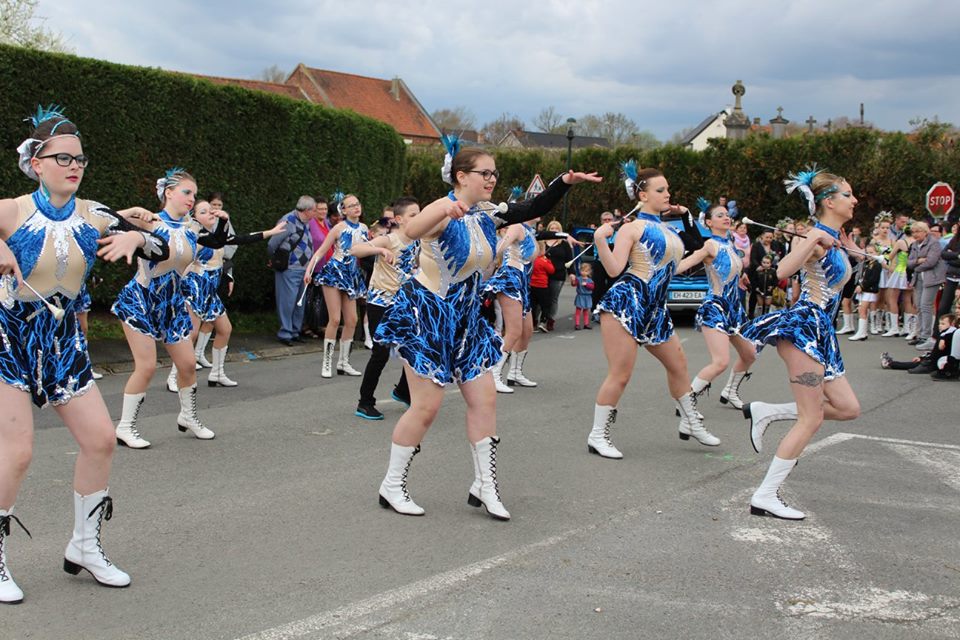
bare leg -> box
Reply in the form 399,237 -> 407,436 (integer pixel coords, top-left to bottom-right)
645,334 -> 692,399
0,386 -> 33,508
390,364 -> 444,446
498,294 -> 523,353
121,325 -> 158,394
339,293 -> 358,344
211,313 -> 232,349
164,340 -> 198,388
55,387 -> 116,495
595,313 -> 639,406
460,373 -> 497,443
730,334 -> 758,373
695,327 -> 732,383
515,311 -> 534,352
774,342 -> 828,460
322,285 -> 343,341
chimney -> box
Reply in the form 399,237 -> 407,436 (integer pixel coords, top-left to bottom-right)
390,77 -> 401,101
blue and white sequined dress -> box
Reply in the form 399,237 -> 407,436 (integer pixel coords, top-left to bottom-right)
112,211 -> 197,344
695,235 -> 747,335
375,198 -> 504,386
76,284 -> 92,314
366,234 -> 420,308
182,244 -> 226,322
1,192 -> 124,407
597,213 -> 686,345
483,223 -> 536,313
740,223 -> 851,380
314,220 -> 368,299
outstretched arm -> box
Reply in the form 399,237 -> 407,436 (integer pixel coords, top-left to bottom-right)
494,171 -> 602,228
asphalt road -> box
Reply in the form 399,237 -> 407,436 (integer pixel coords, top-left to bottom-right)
8,300 -> 960,640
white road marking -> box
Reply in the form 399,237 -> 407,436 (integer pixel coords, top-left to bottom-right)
778,587 -> 960,624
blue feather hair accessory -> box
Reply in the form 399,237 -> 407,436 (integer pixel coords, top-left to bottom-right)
697,196 -> 712,215
508,186 -> 524,203
621,159 -> 639,200
440,133 -> 462,185
155,166 -> 188,201
17,104 -> 80,181
783,165 -> 823,217
330,190 -> 346,213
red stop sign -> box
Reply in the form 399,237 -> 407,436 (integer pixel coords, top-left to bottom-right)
926,182 -> 955,217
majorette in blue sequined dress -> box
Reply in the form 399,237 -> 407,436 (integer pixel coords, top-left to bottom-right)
182,228 -> 267,321
596,212 -> 686,345
695,234 -> 748,335
483,223 -> 537,313
740,223 -> 851,380
314,220 -> 368,300
1,191 -> 168,406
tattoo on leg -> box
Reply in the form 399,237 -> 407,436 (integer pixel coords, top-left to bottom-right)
790,371 -> 823,387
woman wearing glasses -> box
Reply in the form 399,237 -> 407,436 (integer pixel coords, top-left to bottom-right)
0,106 -> 170,602
111,168 -> 230,449
374,136 -> 601,520
303,193 -> 370,378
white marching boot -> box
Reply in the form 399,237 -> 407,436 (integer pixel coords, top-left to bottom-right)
207,346 -> 238,387
321,339 -> 335,378
882,313 -> 899,337
869,310 -> 880,335
750,457 -> 805,520
115,393 -> 151,449
506,351 -> 537,387
63,490 -> 131,588
492,352 -> 513,394
378,443 -> 425,516
194,331 -> 213,368
848,318 -> 869,341
468,436 -> 511,520
836,313 -> 855,335
903,313 -> 918,340
176,384 -> 215,440
166,364 -> 178,393
719,370 -> 751,409
0,507 -> 28,604
337,340 -> 362,376
587,404 -> 623,459
676,392 -> 720,446
743,401 -> 798,453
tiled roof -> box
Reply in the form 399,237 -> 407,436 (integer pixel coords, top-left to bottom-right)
188,73 -> 309,101
291,65 -> 440,142
679,112 -> 724,147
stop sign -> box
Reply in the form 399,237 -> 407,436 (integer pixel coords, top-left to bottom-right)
926,182 -> 955,218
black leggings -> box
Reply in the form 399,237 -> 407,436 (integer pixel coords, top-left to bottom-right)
530,286 -> 551,325
358,303 -> 409,406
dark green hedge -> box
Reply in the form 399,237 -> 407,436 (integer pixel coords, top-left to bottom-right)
404,128 -> 959,230
0,44 -> 406,309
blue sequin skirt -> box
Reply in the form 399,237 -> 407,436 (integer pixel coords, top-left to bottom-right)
484,265 -> 531,313
112,272 -> 193,344
597,273 -> 674,345
314,257 -> 366,300
696,293 -> 747,336
183,271 -> 225,322
76,285 -> 92,314
740,300 -> 845,380
375,274 -> 503,386
0,293 -> 94,408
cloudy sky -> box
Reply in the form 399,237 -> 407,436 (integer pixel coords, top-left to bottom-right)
35,0 -> 960,141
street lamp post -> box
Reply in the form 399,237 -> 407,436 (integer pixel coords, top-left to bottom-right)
562,117 -> 576,228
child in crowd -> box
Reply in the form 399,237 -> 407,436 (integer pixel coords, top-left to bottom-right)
573,262 -> 595,330
751,254 -> 777,316
881,314 -> 958,378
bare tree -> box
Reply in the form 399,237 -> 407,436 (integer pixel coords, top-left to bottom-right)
431,106 -> 477,132
482,113 -> 525,145
532,106 -> 565,133
0,0 -> 72,52
629,130 -> 662,151
257,64 -> 288,84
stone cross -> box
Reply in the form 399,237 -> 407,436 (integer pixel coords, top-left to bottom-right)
806,115 -> 817,133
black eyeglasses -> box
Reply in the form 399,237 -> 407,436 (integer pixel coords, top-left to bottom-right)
468,169 -> 500,181
36,153 -> 89,168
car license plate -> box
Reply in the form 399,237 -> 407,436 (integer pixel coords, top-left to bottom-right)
671,291 -> 704,301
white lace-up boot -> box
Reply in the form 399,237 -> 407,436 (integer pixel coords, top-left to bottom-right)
321,339 -> 335,378
882,313 -> 899,337
743,401 -> 797,453
676,392 -> 720,446
836,313 -> 855,335
719,371 -> 751,409
194,331 -> 213,368
63,490 -> 131,587
337,340 -> 361,376
115,393 -> 150,449
506,351 -> 537,387
492,352 -> 513,394
903,313 -> 918,340
869,310 -> 880,334
587,404 -> 623,459
378,443 -> 425,515
468,436 -> 510,520
750,457 -> 805,520
176,384 -> 215,440
0,507 -> 28,604
848,318 -> 869,341
166,364 -> 178,393
207,346 -> 238,387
